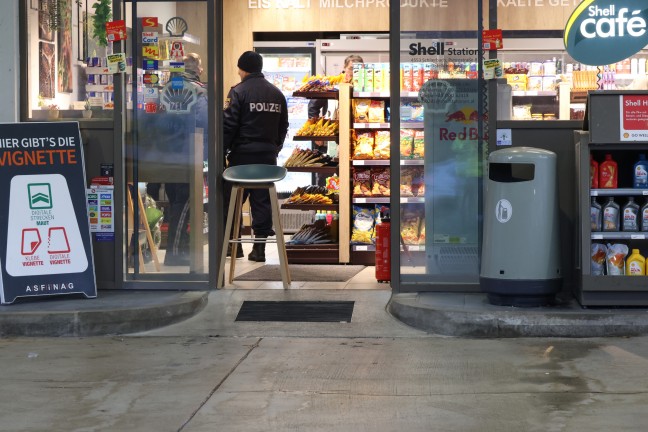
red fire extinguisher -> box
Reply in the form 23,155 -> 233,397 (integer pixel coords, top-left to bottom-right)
375,210 -> 391,282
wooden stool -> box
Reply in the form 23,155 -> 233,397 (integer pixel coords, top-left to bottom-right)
217,164 -> 291,289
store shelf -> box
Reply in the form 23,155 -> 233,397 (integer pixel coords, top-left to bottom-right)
353,197 -> 389,204
352,244 -> 375,252
265,67 -> 311,73
351,91 -> 420,98
352,160 -> 389,166
401,122 -> 424,129
286,243 -> 339,264
292,91 -> 338,99
401,91 -> 419,98
512,90 -> 558,97
591,232 -> 648,240
401,245 -> 425,252
353,91 -> 390,98
401,197 -> 425,203
281,203 -> 338,211
401,159 -> 425,165
353,122 -> 390,129
285,166 -> 338,174
86,84 -> 114,92
293,135 -> 339,142
591,188 -> 648,196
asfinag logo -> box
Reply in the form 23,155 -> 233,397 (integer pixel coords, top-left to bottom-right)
564,0 -> 648,65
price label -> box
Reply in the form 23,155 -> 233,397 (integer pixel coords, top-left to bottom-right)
592,234 -> 603,240
355,246 -> 369,251
355,198 -> 367,203
631,234 -> 645,240
591,191 -> 599,196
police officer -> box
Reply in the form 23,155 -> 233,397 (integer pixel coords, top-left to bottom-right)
161,53 -> 208,266
223,51 -> 289,262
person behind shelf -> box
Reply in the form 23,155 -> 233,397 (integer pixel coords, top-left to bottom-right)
160,52 -> 208,266
223,50 -> 289,262
308,54 -> 364,185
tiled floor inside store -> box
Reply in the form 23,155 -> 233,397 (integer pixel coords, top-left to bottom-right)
153,239 -> 389,290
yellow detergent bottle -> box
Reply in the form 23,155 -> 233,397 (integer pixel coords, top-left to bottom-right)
626,249 -> 646,276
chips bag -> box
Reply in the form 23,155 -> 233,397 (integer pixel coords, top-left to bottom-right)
351,205 -> 375,244
353,168 -> 372,197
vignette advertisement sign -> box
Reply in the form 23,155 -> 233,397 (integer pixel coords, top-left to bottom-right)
0,122 -> 96,304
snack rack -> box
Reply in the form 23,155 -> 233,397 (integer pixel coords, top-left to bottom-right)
280,85 -> 351,263
576,90 -> 648,306
347,86 -> 426,265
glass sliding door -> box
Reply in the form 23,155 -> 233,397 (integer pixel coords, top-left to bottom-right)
393,1 -> 485,292
120,0 -> 217,287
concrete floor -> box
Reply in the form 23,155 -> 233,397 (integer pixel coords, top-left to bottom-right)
2,288 -> 648,431
3,241 -> 648,430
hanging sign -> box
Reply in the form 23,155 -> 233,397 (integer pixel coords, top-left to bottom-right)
0,122 -> 96,304
142,17 -> 159,28
482,29 -> 503,50
620,94 -> 648,141
106,20 -> 127,42
564,0 -> 648,65
143,45 -> 160,59
106,53 -> 126,73
142,31 -> 158,44
142,59 -> 159,71
143,73 -> 160,85
169,41 -> 185,60
169,62 -> 185,73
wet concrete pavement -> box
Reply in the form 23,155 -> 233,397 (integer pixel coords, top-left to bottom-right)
1,289 -> 648,431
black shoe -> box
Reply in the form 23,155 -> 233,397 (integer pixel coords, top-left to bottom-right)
226,244 -> 244,258
248,242 -> 266,262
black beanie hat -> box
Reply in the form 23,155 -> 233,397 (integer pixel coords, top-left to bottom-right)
237,51 -> 263,73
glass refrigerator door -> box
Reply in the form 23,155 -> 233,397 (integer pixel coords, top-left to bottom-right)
260,52 -> 313,194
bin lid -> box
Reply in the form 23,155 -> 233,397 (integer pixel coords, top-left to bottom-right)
489,146 -> 556,164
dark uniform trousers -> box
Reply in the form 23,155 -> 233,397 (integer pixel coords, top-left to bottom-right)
164,183 -> 190,260
224,152 -> 277,237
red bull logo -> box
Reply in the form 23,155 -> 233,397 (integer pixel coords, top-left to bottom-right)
445,107 -> 487,123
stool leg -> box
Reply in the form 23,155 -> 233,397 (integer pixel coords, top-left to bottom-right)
218,184 -> 240,288
228,186 -> 245,284
269,184 -> 291,289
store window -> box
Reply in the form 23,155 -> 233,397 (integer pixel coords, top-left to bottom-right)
393,2 -> 484,291
123,0 -> 211,282
25,0 -> 122,121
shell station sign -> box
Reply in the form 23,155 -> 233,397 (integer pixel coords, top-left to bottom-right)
564,0 -> 648,65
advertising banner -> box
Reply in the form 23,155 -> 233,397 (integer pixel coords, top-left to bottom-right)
0,122 -> 96,304
620,94 -> 648,141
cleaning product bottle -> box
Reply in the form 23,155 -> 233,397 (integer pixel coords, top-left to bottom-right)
626,249 -> 646,276
602,197 -> 620,232
599,154 -> 618,189
642,199 -> 648,232
622,197 -> 640,231
634,154 -> 648,188
591,197 -> 602,231
590,155 -> 599,188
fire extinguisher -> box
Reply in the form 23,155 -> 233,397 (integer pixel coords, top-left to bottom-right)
375,210 -> 391,282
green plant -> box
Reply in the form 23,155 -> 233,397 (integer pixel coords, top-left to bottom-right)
84,98 -> 91,110
91,0 -> 111,47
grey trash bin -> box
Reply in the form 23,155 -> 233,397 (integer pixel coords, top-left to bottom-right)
480,147 -> 562,306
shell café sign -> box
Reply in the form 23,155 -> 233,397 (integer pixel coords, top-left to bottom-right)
0,122 -> 96,304
564,0 -> 648,65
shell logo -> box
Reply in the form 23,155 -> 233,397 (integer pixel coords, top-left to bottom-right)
564,0 -> 648,65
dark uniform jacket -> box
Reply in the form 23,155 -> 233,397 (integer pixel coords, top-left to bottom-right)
223,72 -> 289,155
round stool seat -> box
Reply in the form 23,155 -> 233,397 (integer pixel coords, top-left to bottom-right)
223,164 -> 287,184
